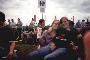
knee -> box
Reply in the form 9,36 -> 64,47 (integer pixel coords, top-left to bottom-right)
44,55 -> 56,60
44,57 -> 53,60
27,51 -> 37,60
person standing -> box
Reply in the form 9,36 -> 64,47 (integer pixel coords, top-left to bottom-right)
16,18 -> 23,39
10,19 -> 16,29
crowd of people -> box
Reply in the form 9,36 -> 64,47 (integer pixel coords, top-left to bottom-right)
75,19 -> 90,28
0,11 -> 90,60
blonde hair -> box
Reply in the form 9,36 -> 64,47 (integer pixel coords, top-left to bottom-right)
51,20 -> 59,26
48,20 -> 59,33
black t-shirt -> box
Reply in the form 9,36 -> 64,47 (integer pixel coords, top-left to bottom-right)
0,25 -> 15,50
52,27 -> 79,48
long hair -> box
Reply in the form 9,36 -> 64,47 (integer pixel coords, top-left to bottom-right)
51,20 -> 59,26
59,17 -> 68,27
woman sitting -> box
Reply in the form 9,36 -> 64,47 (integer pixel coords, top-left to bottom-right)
27,20 -> 59,60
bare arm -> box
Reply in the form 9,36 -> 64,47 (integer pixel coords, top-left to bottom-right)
83,31 -> 90,60
9,42 -> 15,53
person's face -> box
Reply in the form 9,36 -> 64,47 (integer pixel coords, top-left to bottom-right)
52,20 -> 59,30
18,19 -> 20,21
11,19 -> 14,22
62,18 -> 69,28
8,20 -> 10,22
41,21 -> 45,26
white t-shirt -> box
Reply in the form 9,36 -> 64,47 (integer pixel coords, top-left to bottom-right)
36,27 -> 42,39
10,22 -> 16,28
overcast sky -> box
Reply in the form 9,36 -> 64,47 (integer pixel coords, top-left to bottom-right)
0,0 -> 90,25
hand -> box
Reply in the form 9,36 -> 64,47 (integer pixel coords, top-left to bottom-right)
73,46 -> 78,50
50,44 -> 56,50
69,41 -> 78,51
6,52 -> 13,60
69,41 -> 74,46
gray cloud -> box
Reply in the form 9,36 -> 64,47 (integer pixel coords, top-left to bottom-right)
80,0 -> 90,13
52,0 -> 90,13
0,0 -> 22,10
0,0 -> 11,9
0,0 -> 89,18
0,0 -> 90,13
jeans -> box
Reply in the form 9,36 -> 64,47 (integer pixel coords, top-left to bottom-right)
27,45 -> 50,60
44,48 -> 67,60
27,42 -> 69,60
0,47 -> 8,58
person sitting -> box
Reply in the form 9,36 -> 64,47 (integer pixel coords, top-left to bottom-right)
27,20 -> 59,60
51,17 -> 79,60
0,11 -> 16,60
